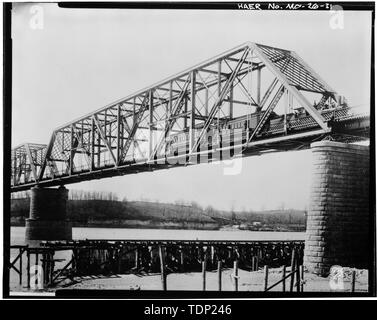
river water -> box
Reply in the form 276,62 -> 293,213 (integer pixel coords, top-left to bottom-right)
11,226 -> 305,245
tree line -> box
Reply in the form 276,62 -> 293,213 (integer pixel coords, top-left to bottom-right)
11,190 -> 306,227
11,189 -> 122,202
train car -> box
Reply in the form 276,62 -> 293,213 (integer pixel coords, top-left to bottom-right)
165,124 -> 223,157
164,111 -> 271,157
164,105 -> 342,157
165,131 -> 188,157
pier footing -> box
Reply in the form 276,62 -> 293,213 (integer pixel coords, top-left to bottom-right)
304,141 -> 370,276
25,186 -> 72,241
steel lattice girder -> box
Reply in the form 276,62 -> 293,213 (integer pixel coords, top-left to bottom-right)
11,42 -> 370,190
11,143 -> 47,185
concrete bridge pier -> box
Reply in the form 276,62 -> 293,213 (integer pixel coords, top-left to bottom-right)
304,141 -> 370,276
25,185 -> 72,241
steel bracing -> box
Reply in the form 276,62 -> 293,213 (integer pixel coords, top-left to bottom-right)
11,42 -> 370,191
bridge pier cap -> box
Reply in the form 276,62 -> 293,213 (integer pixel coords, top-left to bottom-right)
25,185 -> 72,242
304,140 -> 369,276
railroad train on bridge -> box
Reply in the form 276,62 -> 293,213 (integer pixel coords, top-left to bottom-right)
165,103 -> 352,157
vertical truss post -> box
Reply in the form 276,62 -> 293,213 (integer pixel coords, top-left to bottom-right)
189,70 -> 196,151
19,158 -> 23,183
96,124 -> 101,168
205,88 -> 208,117
16,154 -> 20,184
164,101 -> 169,149
15,159 -> 19,184
15,153 -> 20,184
184,96 -> 188,129
229,83 -> 233,119
108,118 -> 112,148
132,98 -> 136,160
93,115 -> 116,166
12,151 -> 17,185
248,57 -> 253,96
69,124 -> 74,175
120,117 -> 124,159
104,110 -> 107,139
62,131 -> 65,153
284,89 -> 288,134
257,68 -> 261,105
149,90 -> 154,159
81,121 -> 84,147
288,91 -> 293,112
91,117 -> 95,171
169,81 -> 173,116
133,97 -> 136,123
24,144 -> 37,182
217,61 -> 221,120
166,82 -> 173,151
217,61 -> 222,96
19,154 -> 25,182
116,104 -> 121,165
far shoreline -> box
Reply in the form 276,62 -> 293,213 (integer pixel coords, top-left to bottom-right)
10,223 -> 306,233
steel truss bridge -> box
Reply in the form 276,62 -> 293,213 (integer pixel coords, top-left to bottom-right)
11,42 -> 370,192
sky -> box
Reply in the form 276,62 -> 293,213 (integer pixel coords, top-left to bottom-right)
10,4 -> 372,211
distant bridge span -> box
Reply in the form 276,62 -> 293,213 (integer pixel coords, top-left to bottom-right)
11,42 -> 370,192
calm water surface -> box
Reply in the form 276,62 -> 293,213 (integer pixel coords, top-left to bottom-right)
11,226 -> 305,245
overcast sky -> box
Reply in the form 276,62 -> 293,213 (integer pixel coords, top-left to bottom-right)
11,4 -> 371,211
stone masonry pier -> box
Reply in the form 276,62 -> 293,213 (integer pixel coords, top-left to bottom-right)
25,186 -> 72,241
304,141 -> 370,276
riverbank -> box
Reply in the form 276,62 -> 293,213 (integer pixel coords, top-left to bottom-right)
11,219 -> 305,232
11,219 -> 220,230
11,198 -> 307,232
10,267 -> 368,293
